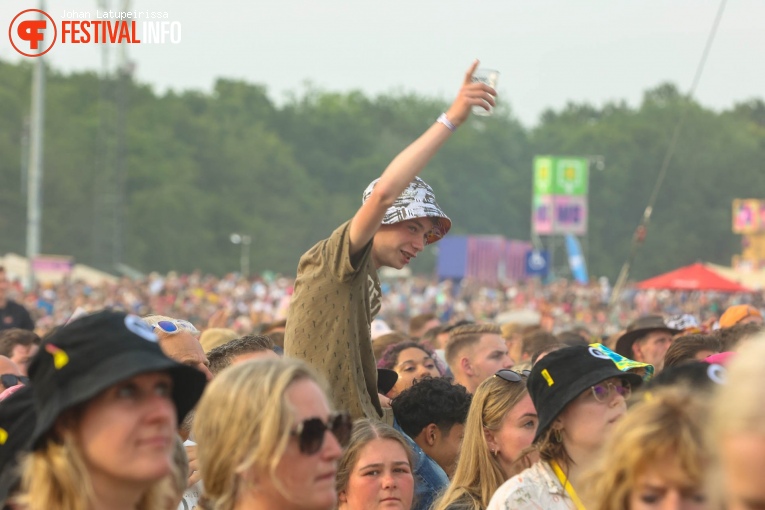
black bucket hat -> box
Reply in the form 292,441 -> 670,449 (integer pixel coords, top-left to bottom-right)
614,315 -> 680,358
27,310 -> 207,448
528,345 -> 644,443
0,386 -> 35,502
377,368 -> 398,395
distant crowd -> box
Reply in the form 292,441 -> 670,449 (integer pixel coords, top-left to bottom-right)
3,270 -> 760,341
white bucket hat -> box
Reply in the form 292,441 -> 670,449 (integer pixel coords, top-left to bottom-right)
362,177 -> 451,244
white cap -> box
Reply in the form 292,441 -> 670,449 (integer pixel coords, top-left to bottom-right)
371,319 -> 392,340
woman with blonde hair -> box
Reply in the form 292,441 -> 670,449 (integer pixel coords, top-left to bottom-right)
336,419 -> 415,510
709,332 -> 765,509
193,357 -> 352,510
14,310 -> 207,510
583,387 -> 708,510
433,370 -> 537,510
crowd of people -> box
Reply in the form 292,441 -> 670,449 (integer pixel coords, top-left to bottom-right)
0,61 -> 764,510
3,265 -> 760,343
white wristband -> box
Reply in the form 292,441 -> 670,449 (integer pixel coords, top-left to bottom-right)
437,113 -> 456,132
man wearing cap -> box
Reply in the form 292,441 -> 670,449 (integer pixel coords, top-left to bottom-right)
285,61 -> 496,422
614,315 -> 680,373
719,304 -> 763,329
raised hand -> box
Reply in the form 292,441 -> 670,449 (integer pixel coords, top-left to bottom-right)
445,60 -> 498,127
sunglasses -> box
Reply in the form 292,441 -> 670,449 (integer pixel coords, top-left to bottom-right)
152,319 -> 199,335
291,412 -> 353,455
1,374 -> 30,388
591,379 -> 631,403
494,369 -> 531,383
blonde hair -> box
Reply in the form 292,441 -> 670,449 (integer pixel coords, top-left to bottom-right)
199,328 -> 238,353
14,420 -> 174,510
583,386 -> 707,510
708,332 -> 765,507
432,375 -> 530,510
500,322 -> 524,340
445,324 -> 501,367
336,419 -> 415,496
192,358 -> 328,510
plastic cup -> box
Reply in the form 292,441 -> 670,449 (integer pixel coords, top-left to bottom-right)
471,68 -> 499,116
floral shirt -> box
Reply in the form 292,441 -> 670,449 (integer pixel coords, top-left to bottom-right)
486,461 -> 574,510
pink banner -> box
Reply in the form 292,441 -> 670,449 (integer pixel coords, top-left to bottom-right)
553,196 -> 588,235
532,195 -> 554,235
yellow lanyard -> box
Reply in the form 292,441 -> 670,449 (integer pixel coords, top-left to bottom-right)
550,460 -> 587,510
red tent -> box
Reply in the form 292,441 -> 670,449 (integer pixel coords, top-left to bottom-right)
636,263 -> 753,292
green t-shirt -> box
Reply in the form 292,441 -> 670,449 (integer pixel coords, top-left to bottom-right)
285,220 -> 390,422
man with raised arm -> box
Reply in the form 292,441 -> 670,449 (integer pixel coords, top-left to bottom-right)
285,61 -> 496,422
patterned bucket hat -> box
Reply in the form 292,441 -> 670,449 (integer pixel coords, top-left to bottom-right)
363,177 -> 451,244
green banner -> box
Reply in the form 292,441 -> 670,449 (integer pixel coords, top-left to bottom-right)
534,156 -> 588,196
533,157 -> 554,197
554,157 -> 588,196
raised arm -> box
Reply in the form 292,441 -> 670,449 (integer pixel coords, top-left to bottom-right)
348,60 -> 497,256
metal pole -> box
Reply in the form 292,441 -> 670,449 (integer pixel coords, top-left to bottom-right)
26,5 -> 46,288
113,0 -> 131,269
241,236 -> 251,278
20,116 -> 30,194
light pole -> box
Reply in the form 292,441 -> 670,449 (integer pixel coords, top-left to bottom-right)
230,233 -> 252,278
26,1 -> 47,289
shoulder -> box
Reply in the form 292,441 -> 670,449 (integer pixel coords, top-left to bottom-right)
487,463 -> 556,510
6,300 -> 26,311
296,220 -> 364,275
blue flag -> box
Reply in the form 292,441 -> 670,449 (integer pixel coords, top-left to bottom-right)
565,234 -> 588,283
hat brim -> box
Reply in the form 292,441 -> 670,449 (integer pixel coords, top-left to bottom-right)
384,214 -> 451,245
380,200 -> 452,245
377,368 -> 398,395
32,350 -> 206,448
0,387 -> 35,501
533,367 -> 643,444
614,327 -> 680,358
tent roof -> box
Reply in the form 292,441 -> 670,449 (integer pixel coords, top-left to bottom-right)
635,262 -> 753,292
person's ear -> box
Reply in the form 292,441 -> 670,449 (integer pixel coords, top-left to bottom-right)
338,490 -> 348,504
631,340 -> 643,361
424,423 -> 439,446
483,427 -> 498,452
460,356 -> 474,377
239,465 -> 262,489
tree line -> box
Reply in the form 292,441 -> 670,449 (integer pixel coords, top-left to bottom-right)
1,58 -> 763,280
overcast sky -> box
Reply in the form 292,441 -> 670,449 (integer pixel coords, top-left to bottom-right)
2,0 -> 762,127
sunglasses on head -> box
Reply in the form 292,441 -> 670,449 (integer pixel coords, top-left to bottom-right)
1,374 -> 30,388
494,369 -> 530,383
291,412 -> 353,455
152,319 -> 199,335
591,379 -> 632,403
